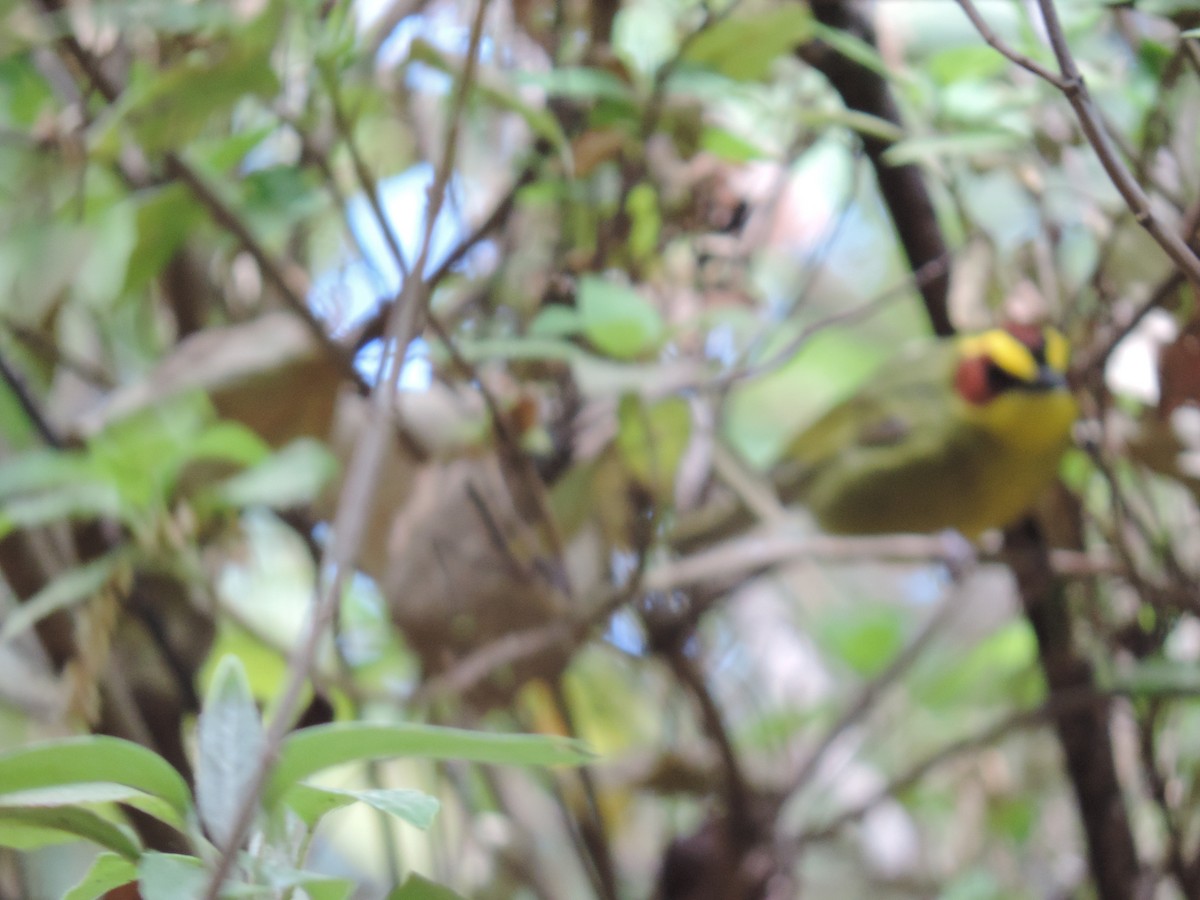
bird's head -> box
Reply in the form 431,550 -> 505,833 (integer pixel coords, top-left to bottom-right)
953,324 -> 1076,451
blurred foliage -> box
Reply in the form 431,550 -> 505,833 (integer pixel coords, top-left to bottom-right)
0,0 -> 1199,898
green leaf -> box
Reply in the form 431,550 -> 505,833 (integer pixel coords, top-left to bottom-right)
0,783 -> 153,808
0,482 -> 126,536
528,306 -> 582,338
809,22 -> 892,79
1111,658 -> 1200,696
0,380 -> 36,448
275,746 -> 459,836
204,438 -> 337,510
0,781 -> 185,833
337,788 -> 440,830
302,880 -> 355,900
915,622 -> 1038,710
0,448 -> 92,499
445,335 -> 581,365
577,276 -> 664,360
0,806 -> 141,860
616,395 -> 691,498
266,722 -> 592,806
387,873 -> 468,900
73,199 -> 137,309
86,396 -> 215,511
0,736 -> 193,818
239,166 -> 327,240
64,851 -> 139,900
819,605 -> 907,678
195,655 -> 264,848
252,858 -> 355,898
988,794 -> 1036,843
515,68 -> 633,102
0,817 -> 70,850
94,42 -> 279,156
939,868 -> 1004,900
138,852 -> 208,900
683,7 -> 814,81
124,185 -> 205,293
882,130 -> 1024,166
86,0 -> 241,35
0,55 -> 56,127
1,549 -> 128,644
190,421 -> 271,469
280,783 -> 357,828
726,328 -> 886,469
797,106 -> 905,143
925,45 -> 1011,84
625,183 -> 661,263
700,126 -> 767,162
191,124 -> 275,173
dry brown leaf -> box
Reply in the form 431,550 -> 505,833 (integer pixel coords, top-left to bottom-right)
74,312 -> 342,446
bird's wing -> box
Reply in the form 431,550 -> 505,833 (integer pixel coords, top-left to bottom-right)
775,346 -> 958,496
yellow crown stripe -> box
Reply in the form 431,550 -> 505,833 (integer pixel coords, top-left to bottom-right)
1043,327 -> 1070,372
958,329 -> 1038,382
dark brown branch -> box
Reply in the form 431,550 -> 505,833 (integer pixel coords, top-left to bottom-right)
1005,519 -> 1140,900
801,0 -> 953,337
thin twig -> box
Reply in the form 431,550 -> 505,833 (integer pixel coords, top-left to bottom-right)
320,66 -> 412,281
1137,703 -> 1199,897
721,251 -> 952,388
786,686 -> 1117,849
956,0 -> 1200,286
427,314 -> 570,566
1076,270 -> 1186,379
731,150 -> 866,374
787,585 -> 962,797
665,640 -> 756,844
544,682 -> 619,900
350,159 -> 539,352
954,0 -> 1067,86
2,317 -> 113,388
0,347 -> 61,448
412,528 -> 1116,708
200,3 -> 494,895
38,3 -> 369,395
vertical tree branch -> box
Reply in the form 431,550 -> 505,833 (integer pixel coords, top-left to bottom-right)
801,0 -> 954,337
1005,520 -> 1140,900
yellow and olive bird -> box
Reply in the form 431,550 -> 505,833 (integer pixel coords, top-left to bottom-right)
770,324 -> 1077,538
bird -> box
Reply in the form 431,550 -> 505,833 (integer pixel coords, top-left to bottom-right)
770,323 -> 1078,538
667,324 -> 1078,551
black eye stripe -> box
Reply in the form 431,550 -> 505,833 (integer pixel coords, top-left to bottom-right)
986,360 -> 1025,394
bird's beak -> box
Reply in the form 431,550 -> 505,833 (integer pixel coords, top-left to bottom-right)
1032,364 -> 1068,390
